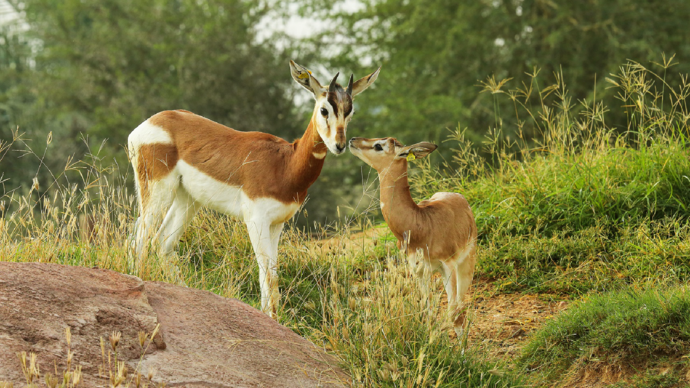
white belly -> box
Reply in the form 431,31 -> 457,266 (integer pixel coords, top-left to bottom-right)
177,160 -> 299,225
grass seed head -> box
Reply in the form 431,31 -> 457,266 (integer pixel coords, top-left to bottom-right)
110,331 -> 121,351
44,373 -> 58,388
72,366 -> 82,386
138,331 -> 147,348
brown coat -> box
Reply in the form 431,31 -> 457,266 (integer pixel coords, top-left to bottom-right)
138,109 -> 327,205
379,161 -> 477,261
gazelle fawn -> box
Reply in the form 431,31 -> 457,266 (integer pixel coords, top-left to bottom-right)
128,61 -> 380,318
349,137 -> 477,337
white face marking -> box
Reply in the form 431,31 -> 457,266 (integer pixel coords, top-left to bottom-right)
349,138 -> 397,170
380,202 -> 385,210
376,140 -> 391,152
314,96 -> 348,156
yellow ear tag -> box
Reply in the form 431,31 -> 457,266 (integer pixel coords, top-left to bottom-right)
298,70 -> 313,79
406,151 -> 416,161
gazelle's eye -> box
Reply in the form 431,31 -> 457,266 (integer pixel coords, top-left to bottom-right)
374,144 -> 383,151
320,108 -> 328,117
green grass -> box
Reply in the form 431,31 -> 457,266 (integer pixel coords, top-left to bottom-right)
3,59 -> 690,387
419,139 -> 690,239
519,286 -> 690,382
409,61 -> 690,298
475,220 -> 690,294
177,213 -> 521,387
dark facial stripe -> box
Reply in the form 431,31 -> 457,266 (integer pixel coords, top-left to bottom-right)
344,101 -> 352,117
327,94 -> 339,117
327,89 -> 353,119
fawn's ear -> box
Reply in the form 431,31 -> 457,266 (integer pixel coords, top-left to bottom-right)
289,60 -> 326,98
395,142 -> 438,161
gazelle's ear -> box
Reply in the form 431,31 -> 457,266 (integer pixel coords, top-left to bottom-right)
350,66 -> 381,97
289,60 -> 326,98
395,142 -> 438,160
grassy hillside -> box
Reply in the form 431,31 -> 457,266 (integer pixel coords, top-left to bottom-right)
2,60 -> 690,386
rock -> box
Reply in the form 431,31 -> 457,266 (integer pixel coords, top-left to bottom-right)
0,262 -> 348,387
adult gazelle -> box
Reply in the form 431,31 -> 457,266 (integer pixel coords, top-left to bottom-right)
128,61 -> 380,317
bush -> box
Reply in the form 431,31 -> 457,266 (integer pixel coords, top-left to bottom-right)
410,60 -> 690,295
520,286 -> 690,380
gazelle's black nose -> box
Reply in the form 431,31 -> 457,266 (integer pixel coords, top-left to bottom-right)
336,144 -> 346,153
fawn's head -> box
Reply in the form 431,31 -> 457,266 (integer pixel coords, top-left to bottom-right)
348,137 -> 437,171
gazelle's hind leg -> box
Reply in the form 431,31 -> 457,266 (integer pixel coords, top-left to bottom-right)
157,186 -> 200,256
450,244 -> 477,338
149,186 -> 198,285
128,122 -> 179,272
134,173 -> 179,265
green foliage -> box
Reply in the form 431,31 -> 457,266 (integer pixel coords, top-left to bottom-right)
4,0 -> 690,225
1,0 -> 305,211
293,0 -> 690,225
316,0 -> 690,143
520,286 -> 690,381
20,0 -> 299,140
430,139 -> 690,239
489,224 -> 690,294
406,61 -> 690,295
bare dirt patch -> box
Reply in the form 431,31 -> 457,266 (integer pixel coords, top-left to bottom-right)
464,279 -> 570,360
310,229 -> 572,362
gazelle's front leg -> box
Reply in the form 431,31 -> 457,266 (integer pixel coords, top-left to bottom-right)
268,222 -> 284,313
406,248 -> 434,311
451,249 -> 477,338
441,261 -> 461,336
246,219 -> 282,318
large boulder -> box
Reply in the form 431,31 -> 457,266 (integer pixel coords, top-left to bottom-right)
0,262 -> 348,387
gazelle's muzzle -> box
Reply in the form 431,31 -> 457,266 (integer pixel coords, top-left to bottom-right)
334,127 -> 346,154
348,137 -> 367,150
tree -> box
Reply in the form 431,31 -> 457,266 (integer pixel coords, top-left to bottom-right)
5,0 -> 304,178
310,0 -> 690,145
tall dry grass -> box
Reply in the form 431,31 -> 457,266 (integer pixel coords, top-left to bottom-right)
3,57 -> 690,386
0,122 -> 516,387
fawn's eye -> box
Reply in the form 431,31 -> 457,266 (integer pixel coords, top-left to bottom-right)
374,144 -> 383,151
320,108 -> 328,117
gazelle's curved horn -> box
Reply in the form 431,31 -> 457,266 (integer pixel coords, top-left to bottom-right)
346,74 -> 354,95
329,72 -> 340,93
